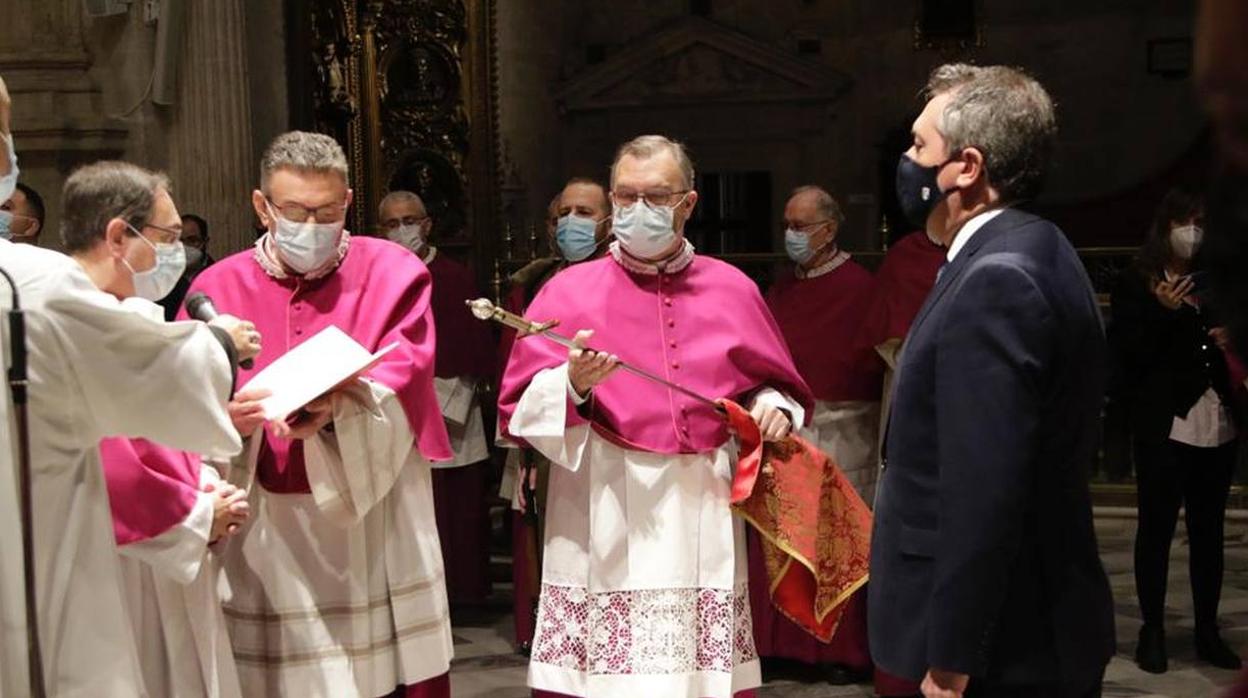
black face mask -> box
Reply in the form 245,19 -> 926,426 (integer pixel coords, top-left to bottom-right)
895,153 -> 956,229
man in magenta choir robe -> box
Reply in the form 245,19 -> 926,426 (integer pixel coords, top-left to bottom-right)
499,176 -> 613,652
748,185 -> 882,686
101,438 -> 250,698
498,135 -> 813,698
380,189 -> 496,604
859,227 -> 947,366
182,131 -> 455,698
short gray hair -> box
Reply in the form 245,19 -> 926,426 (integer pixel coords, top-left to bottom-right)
260,130 -> 349,190
611,135 -> 696,190
925,63 -> 1057,203
378,190 -> 426,218
61,161 -> 171,254
789,185 -> 845,225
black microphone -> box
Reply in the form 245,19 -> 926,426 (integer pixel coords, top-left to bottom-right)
186,292 -> 254,369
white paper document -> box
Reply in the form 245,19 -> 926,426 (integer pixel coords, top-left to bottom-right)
240,325 -> 398,421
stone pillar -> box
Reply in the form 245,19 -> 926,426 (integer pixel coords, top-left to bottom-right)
165,0 -> 257,258
0,0 -> 128,250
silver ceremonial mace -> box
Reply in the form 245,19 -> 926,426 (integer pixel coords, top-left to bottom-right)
467,298 -> 722,411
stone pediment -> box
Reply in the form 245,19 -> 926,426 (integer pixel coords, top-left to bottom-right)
556,17 -> 851,112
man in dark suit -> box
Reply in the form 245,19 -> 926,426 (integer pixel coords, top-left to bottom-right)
869,64 -> 1116,698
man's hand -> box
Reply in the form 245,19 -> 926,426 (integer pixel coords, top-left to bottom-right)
208,313 -> 262,361
1152,275 -> 1195,311
1211,326 -> 1232,351
921,668 -> 970,698
568,329 -> 619,398
515,460 -> 539,514
228,388 -> 271,436
207,481 -> 250,543
271,393 -> 334,440
750,402 -> 792,442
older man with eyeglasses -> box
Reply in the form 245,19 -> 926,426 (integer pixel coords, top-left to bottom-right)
184,131 -> 456,698
498,134 -> 813,698
379,189 -> 497,607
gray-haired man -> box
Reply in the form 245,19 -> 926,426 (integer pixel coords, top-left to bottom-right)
0,160 -> 254,696
869,64 -> 1114,698
187,131 -> 456,697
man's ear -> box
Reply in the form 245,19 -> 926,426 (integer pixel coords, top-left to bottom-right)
252,190 -> 271,229
104,218 -> 130,258
955,147 -> 986,189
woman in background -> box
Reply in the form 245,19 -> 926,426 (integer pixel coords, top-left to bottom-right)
1111,187 -> 1243,674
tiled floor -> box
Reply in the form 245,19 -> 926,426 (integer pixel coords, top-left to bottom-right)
448,513 -> 1248,697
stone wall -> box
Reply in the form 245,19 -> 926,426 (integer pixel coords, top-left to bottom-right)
494,0 -> 1202,251
3,0 -> 287,258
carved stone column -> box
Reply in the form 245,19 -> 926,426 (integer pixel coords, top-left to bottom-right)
0,1 -> 128,249
165,0 -> 257,258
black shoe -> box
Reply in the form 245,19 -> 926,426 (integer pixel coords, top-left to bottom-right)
1135,624 -> 1167,674
1196,626 -> 1243,670
823,664 -> 871,685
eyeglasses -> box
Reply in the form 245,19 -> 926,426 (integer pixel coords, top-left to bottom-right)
610,190 -> 690,208
788,219 -> 832,234
381,215 -> 428,231
127,220 -> 182,244
265,197 -> 348,224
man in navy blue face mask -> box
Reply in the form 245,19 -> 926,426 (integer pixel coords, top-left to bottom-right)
870,65 -> 1115,698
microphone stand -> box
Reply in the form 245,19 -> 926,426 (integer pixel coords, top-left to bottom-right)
0,266 -> 46,698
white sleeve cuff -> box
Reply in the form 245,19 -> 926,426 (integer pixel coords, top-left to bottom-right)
512,363 -> 592,471
118,491 -> 213,585
567,375 -> 590,405
750,387 -> 806,431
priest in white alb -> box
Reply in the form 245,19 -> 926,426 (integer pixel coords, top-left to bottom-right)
498,135 -> 813,698
0,158 -> 251,697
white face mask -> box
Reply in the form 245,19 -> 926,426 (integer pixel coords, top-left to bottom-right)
1170,224 -> 1203,260
184,245 -> 205,268
123,224 -> 187,301
612,195 -> 687,260
269,204 -> 344,274
389,221 -> 426,253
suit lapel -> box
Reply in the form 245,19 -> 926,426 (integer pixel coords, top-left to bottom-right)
905,209 -> 1027,341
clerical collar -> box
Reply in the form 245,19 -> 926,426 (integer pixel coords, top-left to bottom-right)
420,245 -> 438,265
796,249 -> 850,279
253,231 -> 352,281
609,239 -> 696,275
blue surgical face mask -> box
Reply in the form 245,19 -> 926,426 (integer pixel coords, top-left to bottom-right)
123,223 -> 187,301
0,211 -> 12,241
268,203 -> 344,274
555,214 -> 603,262
784,228 -> 815,264
612,194 -> 687,260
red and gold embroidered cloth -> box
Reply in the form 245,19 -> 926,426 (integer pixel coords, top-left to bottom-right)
723,399 -> 872,643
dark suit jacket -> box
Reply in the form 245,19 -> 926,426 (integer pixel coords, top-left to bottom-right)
1109,267 -> 1239,444
868,208 -> 1116,689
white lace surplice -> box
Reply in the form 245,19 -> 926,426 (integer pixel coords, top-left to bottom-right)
512,364 -> 802,698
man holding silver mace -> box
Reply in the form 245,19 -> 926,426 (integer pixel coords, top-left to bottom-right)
497,134 -> 814,698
